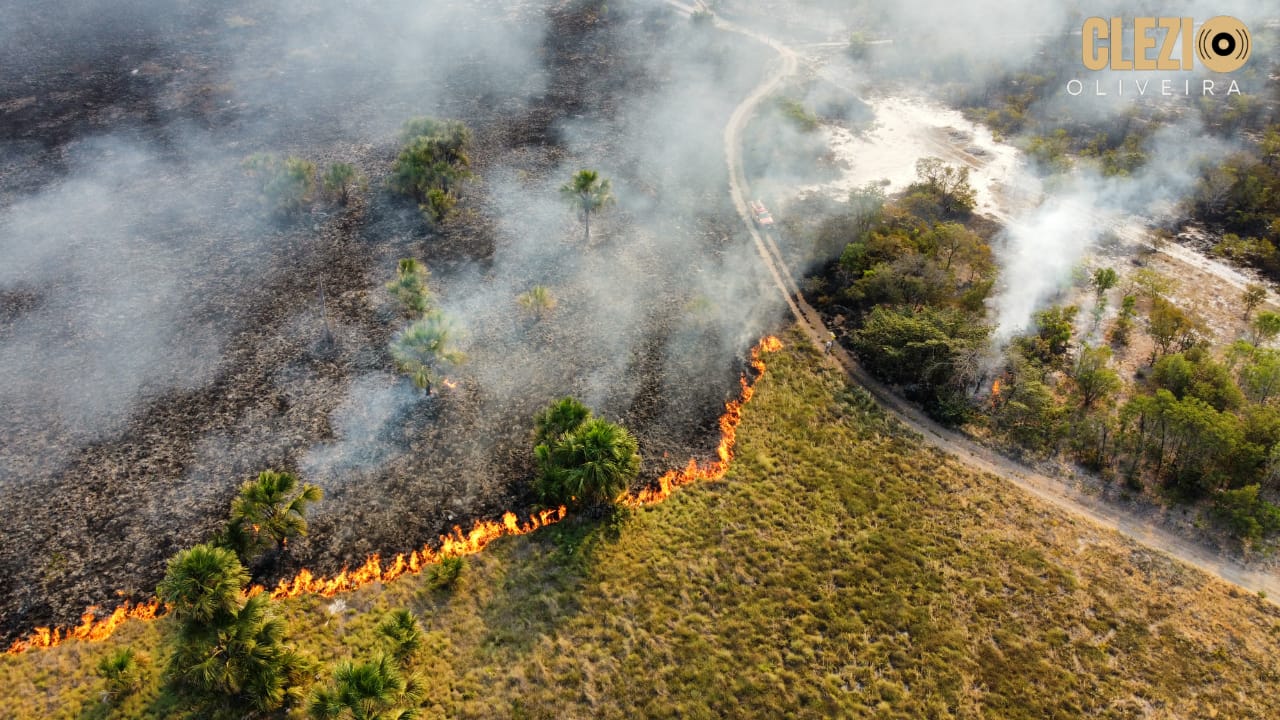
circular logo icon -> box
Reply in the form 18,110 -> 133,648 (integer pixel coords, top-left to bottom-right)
1197,16 -> 1251,73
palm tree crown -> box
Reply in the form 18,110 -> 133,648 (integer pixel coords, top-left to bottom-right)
560,169 -> 614,243
226,470 -> 323,561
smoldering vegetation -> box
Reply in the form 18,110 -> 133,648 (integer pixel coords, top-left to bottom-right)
0,0 -> 786,642
742,0 -> 1276,343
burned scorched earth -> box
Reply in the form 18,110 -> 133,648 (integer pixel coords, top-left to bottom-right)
0,0 -> 783,644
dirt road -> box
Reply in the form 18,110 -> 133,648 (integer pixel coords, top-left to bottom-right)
674,1 -> 1280,601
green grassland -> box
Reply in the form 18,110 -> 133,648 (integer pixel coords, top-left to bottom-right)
6,330 -> 1280,719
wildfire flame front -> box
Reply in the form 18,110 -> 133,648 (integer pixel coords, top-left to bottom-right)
5,335 -> 784,655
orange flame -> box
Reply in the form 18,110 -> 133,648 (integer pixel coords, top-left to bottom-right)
992,379 -> 1001,396
5,336 -> 783,654
262,505 -> 567,601
5,600 -> 161,654
622,335 -> 782,506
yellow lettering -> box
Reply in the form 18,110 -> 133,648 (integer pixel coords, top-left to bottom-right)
1110,17 -> 1132,70
1156,17 -> 1181,70
1182,17 -> 1194,70
1082,17 -> 1108,70
1134,17 -> 1156,70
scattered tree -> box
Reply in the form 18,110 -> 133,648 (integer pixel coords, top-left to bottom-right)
532,398 -> 640,507
1254,310 -> 1280,345
1072,344 -> 1122,410
386,259 -> 432,317
1110,294 -> 1137,346
1147,297 -> 1203,362
1091,267 -> 1118,301
1239,347 -> 1280,403
220,470 -> 323,563
911,158 -> 977,216
1242,282 -> 1268,321
1017,305 -> 1078,366
390,312 -> 464,392
322,162 -> 368,205
560,169 -> 615,244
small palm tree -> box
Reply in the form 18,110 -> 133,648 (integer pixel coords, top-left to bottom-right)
156,544 -> 248,624
517,285 -> 557,319
97,647 -> 146,701
390,312 -> 465,392
560,169 -> 614,243
377,610 -> 424,665
225,470 -> 323,562
536,417 -> 640,507
386,259 -> 432,317
322,162 -> 368,205
309,654 -> 424,720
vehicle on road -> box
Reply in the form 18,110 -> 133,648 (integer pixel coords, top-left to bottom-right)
749,200 -> 774,227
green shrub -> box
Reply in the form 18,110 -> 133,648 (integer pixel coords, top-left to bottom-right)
96,647 -> 146,701
533,405 -> 641,508
388,117 -> 472,224
242,153 -> 317,216
386,258 -> 432,317
425,556 -> 466,592
321,162 -> 367,205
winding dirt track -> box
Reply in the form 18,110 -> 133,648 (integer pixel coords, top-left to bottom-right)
674,1 -> 1280,601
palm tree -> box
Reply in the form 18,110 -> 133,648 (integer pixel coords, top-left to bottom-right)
167,594 -> 309,717
532,396 -> 591,447
560,169 -> 614,244
386,259 -> 432,317
377,610 -> 423,665
225,470 -> 323,562
158,545 -> 308,717
156,544 -> 248,624
516,285 -> 557,319
537,418 -> 640,507
96,647 -> 146,701
309,654 -> 424,720
390,311 -> 465,392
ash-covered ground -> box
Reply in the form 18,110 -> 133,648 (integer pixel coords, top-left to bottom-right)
0,0 -> 786,642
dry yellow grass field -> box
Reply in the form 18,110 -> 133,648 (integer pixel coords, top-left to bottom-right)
4,331 -> 1279,719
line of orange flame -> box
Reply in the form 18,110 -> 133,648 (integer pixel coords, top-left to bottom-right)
5,336 -> 783,655
622,334 -> 781,506
4,600 -> 163,655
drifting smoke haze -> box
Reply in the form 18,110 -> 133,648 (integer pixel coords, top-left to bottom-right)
821,0 -> 1273,343
0,0 -> 1273,642
0,0 -> 791,639
991,122 -> 1239,342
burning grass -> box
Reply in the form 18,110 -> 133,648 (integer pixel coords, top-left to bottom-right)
4,329 -> 1280,718
5,336 -> 784,656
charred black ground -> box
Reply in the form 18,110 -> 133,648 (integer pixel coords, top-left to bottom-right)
0,0 -> 783,643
